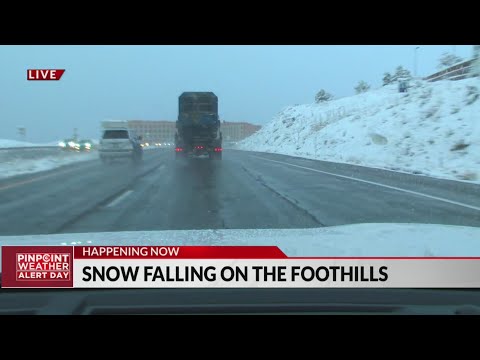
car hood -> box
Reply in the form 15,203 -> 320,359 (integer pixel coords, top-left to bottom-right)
1,223 -> 480,257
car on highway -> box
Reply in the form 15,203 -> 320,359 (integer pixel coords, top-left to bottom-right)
99,125 -> 143,164
78,139 -> 94,152
59,138 -> 79,151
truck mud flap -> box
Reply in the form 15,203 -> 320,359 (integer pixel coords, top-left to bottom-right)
209,151 -> 222,160
175,151 -> 186,159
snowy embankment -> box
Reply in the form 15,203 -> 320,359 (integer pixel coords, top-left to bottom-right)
0,139 -> 56,148
0,139 -> 97,179
0,151 -> 97,179
238,78 -> 480,183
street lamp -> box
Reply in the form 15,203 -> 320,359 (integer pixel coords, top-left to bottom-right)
17,126 -> 26,141
414,46 -> 420,78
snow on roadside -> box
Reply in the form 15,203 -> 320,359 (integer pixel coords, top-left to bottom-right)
238,78 -> 480,183
0,139 -> 48,148
0,151 -> 98,179
0,138 -> 103,179
0,139 -> 100,148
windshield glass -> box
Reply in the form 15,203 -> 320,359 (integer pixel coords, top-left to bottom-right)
1,45 -> 479,240
1,45 -> 480,303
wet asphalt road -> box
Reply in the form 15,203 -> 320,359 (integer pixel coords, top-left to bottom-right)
0,149 -> 479,236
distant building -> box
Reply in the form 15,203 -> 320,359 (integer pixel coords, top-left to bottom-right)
125,120 -> 261,144
221,122 -> 262,142
127,120 -> 176,143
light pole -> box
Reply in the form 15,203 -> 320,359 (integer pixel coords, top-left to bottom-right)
414,46 -> 420,78
17,126 -> 26,141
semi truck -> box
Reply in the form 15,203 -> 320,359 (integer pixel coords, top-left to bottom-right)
174,92 -> 223,160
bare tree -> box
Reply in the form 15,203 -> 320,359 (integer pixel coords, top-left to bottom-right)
383,72 -> 393,86
437,52 -> 464,70
354,80 -> 370,94
315,89 -> 333,103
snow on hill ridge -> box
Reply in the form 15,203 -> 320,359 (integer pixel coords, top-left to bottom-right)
238,78 -> 480,182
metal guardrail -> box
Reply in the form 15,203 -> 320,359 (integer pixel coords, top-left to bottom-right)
424,59 -> 475,82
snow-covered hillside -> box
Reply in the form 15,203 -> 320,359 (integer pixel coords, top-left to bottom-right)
238,78 -> 480,182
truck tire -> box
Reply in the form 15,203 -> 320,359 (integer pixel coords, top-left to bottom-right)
175,151 -> 185,160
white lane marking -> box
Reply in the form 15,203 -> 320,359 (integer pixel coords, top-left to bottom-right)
105,190 -> 133,208
102,162 -> 163,208
251,155 -> 480,212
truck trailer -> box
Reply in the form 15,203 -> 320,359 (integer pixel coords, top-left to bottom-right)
174,92 -> 223,160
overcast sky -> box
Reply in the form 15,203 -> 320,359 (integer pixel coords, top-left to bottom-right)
0,45 -> 474,142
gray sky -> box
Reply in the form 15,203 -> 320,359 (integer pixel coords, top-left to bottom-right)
0,45 -> 474,142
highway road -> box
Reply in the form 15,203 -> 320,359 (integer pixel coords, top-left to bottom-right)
0,149 -> 479,236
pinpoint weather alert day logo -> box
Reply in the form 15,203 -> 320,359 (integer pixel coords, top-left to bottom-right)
27,69 -> 65,81
16,253 -> 70,280
1,246 -> 74,288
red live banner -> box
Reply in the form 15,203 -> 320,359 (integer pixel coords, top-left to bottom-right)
27,69 -> 65,81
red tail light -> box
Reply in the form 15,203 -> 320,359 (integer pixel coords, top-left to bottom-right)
175,147 -> 183,152
214,147 -> 223,152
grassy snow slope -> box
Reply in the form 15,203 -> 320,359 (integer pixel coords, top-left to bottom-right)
238,78 -> 480,182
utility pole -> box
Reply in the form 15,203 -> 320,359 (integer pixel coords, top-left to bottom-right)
474,45 -> 480,59
471,46 -> 480,77
17,126 -> 26,141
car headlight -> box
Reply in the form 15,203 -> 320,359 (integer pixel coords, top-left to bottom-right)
59,141 -> 66,147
